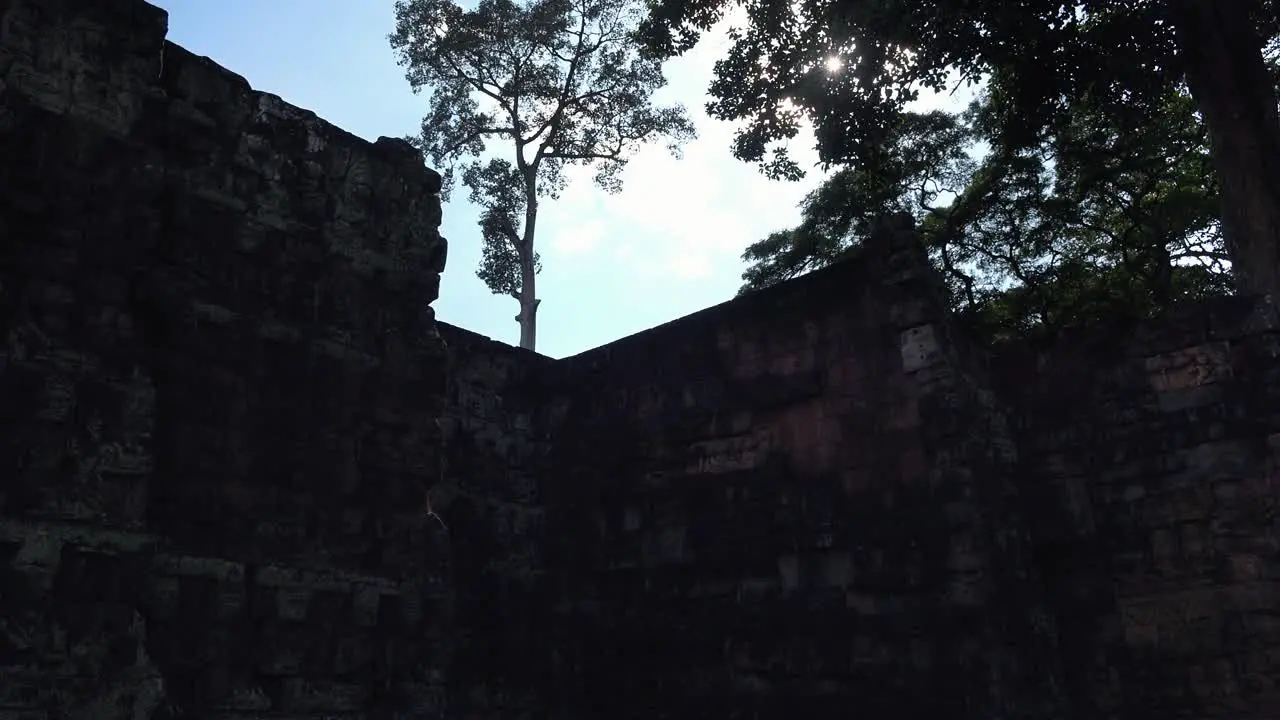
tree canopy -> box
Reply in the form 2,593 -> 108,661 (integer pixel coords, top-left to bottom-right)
392,0 -> 695,350
739,88 -> 1232,343
639,0 -> 1280,297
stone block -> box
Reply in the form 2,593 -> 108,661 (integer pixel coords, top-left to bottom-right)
900,324 -> 942,372
1146,342 -> 1233,392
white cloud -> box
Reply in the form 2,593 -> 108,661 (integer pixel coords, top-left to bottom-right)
528,17 -> 827,288
665,251 -> 714,280
530,21 -> 982,291
549,217 -> 605,255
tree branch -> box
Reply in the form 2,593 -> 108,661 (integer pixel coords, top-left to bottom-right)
542,146 -> 622,160
439,46 -> 517,120
441,125 -> 518,156
532,3 -> 594,160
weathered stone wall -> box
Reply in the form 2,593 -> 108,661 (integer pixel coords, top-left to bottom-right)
4,1 -> 1279,719
514,216 -> 1279,720
541,216 -> 1067,720
992,297 -> 1280,719
434,323 -> 554,719
0,0 -> 451,717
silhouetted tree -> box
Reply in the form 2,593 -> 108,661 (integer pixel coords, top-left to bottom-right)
739,90 -> 1231,343
639,0 -> 1280,297
393,0 -> 696,350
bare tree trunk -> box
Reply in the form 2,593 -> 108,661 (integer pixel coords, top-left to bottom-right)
517,263 -> 538,350
517,179 -> 540,351
1170,0 -> 1280,297
1149,242 -> 1174,307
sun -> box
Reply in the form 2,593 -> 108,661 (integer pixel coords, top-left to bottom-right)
823,55 -> 843,73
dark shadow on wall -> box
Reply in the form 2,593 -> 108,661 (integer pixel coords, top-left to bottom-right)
439,214 -> 1280,720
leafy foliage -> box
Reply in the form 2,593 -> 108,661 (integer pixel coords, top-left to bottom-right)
462,159 -> 543,298
391,0 -> 696,348
740,110 -> 974,290
640,0 -> 1280,298
639,0 -> 1277,179
740,89 -> 1232,343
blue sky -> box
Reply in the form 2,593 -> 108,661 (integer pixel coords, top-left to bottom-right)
154,0 -> 963,358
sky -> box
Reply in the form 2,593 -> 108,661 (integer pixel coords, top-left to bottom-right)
154,0 -> 967,358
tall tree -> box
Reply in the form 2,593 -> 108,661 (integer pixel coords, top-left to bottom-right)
638,0 -> 1280,297
740,90 -> 1231,342
393,0 -> 695,350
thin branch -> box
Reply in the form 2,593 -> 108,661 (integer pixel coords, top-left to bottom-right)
442,125 -> 518,156
543,146 -> 623,160
439,47 -> 514,115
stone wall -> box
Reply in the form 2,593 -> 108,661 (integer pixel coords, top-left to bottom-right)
434,323 -> 554,719
540,215 -> 1067,720
4,1 -> 1279,719
0,0 -> 451,717
992,297 -> 1280,718
516,221 -> 1280,719
515,225 -> 1280,719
